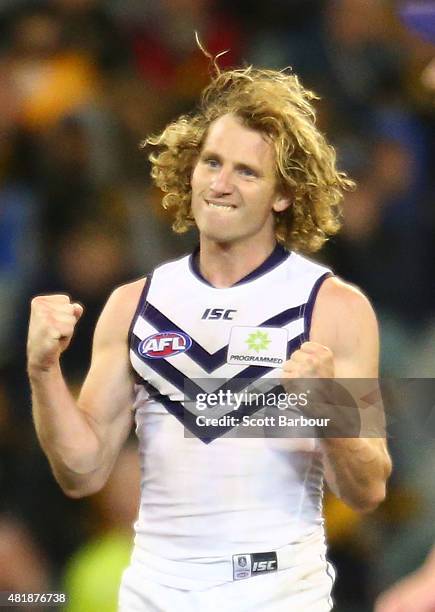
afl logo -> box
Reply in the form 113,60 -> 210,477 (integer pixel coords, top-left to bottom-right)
139,332 -> 192,359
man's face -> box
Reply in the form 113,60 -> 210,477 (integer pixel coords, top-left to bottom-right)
191,114 -> 289,246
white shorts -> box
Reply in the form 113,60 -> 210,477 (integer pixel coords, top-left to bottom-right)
119,557 -> 334,611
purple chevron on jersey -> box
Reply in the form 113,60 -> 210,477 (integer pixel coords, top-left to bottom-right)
132,333 -> 304,398
140,302 -> 304,373
136,379 -> 300,444
131,333 -> 305,443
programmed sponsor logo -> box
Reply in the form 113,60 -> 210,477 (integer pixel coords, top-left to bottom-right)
138,332 -> 192,359
227,326 -> 288,367
228,354 -> 284,364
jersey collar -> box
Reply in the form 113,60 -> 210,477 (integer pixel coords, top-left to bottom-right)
189,243 -> 291,288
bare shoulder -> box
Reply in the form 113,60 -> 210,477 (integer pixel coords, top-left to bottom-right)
314,276 -> 377,326
93,277 -> 147,345
311,276 -> 379,371
110,277 -> 147,316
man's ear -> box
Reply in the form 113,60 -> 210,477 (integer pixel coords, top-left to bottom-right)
272,194 -> 291,213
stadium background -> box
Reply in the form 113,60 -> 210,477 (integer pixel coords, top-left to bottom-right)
0,1 -> 435,610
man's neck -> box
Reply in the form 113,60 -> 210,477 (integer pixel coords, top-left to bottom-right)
197,236 -> 277,288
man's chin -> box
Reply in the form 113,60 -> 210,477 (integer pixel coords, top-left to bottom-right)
197,223 -> 239,244
201,232 -> 238,246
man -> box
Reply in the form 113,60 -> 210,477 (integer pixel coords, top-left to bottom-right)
27,66 -> 392,611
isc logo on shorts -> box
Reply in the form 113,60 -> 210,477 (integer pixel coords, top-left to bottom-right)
139,332 -> 192,359
232,551 -> 277,580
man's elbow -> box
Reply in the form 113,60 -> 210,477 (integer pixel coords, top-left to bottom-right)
349,483 -> 388,514
356,453 -> 392,513
62,486 -> 88,499
61,482 -> 103,499
55,472 -> 107,499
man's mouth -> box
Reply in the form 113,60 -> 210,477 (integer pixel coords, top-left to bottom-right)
206,200 -> 237,211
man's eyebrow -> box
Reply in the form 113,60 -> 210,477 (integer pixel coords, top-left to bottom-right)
200,149 -> 221,159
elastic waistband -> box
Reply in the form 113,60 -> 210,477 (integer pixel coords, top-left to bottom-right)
129,529 -> 329,590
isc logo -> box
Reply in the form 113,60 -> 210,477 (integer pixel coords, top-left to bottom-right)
233,552 -> 277,581
252,560 -> 277,572
202,308 -> 237,320
139,332 -> 192,359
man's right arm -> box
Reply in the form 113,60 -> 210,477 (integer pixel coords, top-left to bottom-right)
27,280 -> 145,498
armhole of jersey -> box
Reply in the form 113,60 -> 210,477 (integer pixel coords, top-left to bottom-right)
303,272 -> 333,342
128,274 -> 153,387
127,273 -> 153,350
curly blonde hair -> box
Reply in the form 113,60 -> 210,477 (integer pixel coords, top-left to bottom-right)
145,66 -> 355,253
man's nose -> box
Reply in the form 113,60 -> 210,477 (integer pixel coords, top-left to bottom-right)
210,168 -> 234,195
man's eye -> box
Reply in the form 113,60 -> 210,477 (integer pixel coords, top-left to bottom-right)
239,167 -> 256,177
204,158 -> 219,168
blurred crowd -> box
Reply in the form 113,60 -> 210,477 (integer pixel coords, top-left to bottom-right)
0,1 -> 435,610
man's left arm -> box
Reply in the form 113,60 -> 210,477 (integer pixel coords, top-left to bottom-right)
283,276 -> 392,513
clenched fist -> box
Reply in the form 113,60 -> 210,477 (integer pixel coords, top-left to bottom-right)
27,295 -> 83,373
279,342 -> 364,437
282,341 -> 334,379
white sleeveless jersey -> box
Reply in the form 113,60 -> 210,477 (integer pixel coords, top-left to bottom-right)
128,245 -> 333,584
